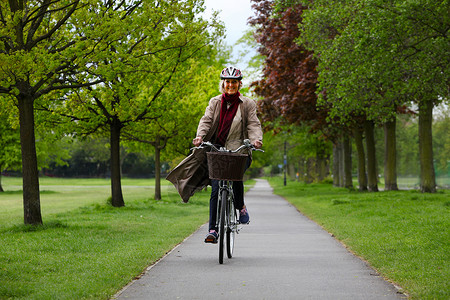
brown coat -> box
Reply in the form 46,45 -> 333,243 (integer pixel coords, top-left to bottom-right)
166,94 -> 263,202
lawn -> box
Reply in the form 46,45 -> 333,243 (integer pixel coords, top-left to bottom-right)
0,177 -> 168,228
266,177 -> 450,300
0,176 -> 211,299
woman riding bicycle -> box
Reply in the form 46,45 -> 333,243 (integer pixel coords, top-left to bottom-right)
192,66 -> 263,243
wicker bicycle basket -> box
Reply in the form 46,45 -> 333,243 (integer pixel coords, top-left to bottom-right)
206,152 -> 248,181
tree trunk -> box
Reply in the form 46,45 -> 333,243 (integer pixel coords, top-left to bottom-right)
0,169 -> 4,192
353,126 -> 367,191
384,119 -> 398,191
332,143 -> 340,187
364,120 -> 379,192
110,118 -> 124,207
316,149 -> 327,182
298,158 -> 305,182
305,157 -> 315,184
338,140 -> 345,187
287,162 -> 296,180
18,94 -> 42,225
154,136 -> 161,200
343,134 -> 353,189
418,101 -> 436,193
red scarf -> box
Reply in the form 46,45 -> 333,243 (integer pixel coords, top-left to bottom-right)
216,92 -> 241,146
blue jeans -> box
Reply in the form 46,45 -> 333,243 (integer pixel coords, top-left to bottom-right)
208,157 -> 251,231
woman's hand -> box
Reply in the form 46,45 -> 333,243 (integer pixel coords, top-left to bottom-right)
192,136 -> 203,147
253,140 -> 263,149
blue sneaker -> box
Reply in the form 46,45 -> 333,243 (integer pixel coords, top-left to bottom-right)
204,230 -> 218,243
239,207 -> 250,224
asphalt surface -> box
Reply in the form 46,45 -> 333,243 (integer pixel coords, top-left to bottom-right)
113,179 -> 406,300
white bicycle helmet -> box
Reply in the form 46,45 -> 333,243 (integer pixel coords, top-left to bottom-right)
220,66 -> 243,80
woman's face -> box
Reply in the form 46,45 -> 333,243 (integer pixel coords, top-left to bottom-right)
224,79 -> 240,95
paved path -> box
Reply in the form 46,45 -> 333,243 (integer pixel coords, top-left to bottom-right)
114,179 -> 405,300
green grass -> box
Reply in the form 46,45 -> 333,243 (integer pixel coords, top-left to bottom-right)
266,177 -> 450,300
0,176 -> 211,299
0,177 -> 166,228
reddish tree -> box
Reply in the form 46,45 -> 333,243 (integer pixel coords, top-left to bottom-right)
249,0 -> 347,186
249,0 -> 327,132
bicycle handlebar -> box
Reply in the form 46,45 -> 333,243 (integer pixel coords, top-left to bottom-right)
191,139 -> 264,153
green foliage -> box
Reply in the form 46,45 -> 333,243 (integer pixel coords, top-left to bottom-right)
433,105 -> 450,174
396,114 -> 421,176
124,58 -> 225,163
44,136 -> 110,177
252,122 -> 332,180
235,29 -> 265,84
299,0 -> 449,124
0,98 -> 70,173
267,177 -> 450,299
0,112 -> 20,171
35,133 -> 71,171
55,0 -> 224,136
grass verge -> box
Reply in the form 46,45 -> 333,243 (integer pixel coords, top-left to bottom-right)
266,177 -> 449,300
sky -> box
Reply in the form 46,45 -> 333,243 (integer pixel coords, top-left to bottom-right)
203,0 -> 255,60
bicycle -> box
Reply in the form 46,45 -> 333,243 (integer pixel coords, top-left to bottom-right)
194,139 -> 263,264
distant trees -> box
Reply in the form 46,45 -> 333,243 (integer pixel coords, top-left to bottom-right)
0,114 -> 20,192
0,100 -> 70,190
43,136 -> 155,178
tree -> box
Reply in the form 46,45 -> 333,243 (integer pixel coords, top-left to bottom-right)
43,136 -> 111,177
49,1 -> 222,207
384,119 -> 398,190
332,143 -> 341,187
248,0 -> 334,181
54,1 -> 223,206
0,1 -> 113,224
364,120 -> 379,191
353,124 -> 367,191
124,61 -> 224,200
300,0 -> 449,193
249,0 -> 324,129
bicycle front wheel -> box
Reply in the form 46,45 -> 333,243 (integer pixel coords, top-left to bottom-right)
226,193 -> 236,259
218,188 -> 227,264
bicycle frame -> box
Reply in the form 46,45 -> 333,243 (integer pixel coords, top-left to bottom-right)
216,179 -> 239,264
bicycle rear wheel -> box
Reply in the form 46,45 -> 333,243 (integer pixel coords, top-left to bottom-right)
218,188 -> 227,264
226,194 -> 236,259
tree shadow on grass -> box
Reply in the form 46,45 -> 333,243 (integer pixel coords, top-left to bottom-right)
1,220 -> 68,234
0,190 -> 23,195
0,190 -> 59,195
